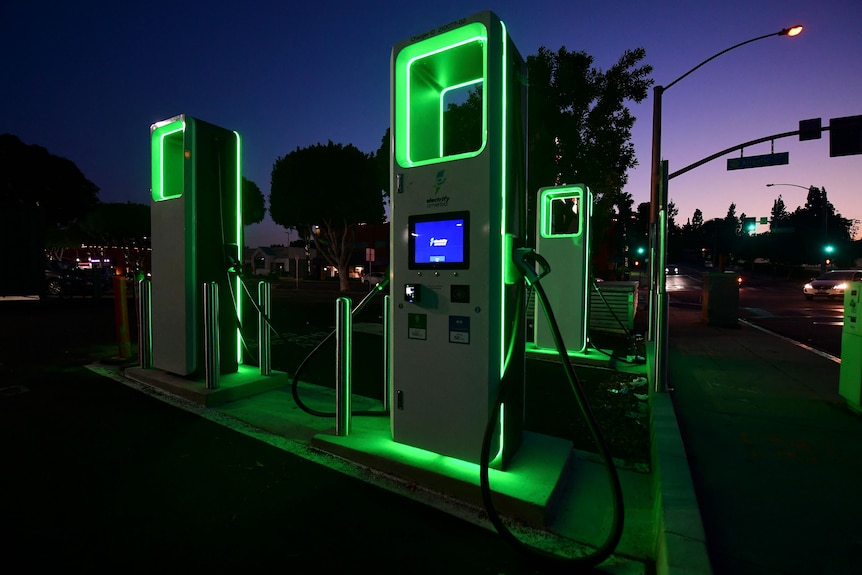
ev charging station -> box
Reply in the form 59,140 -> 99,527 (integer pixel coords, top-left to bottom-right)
839,281 -> 862,412
149,114 -> 243,377
532,185 -> 593,355
389,11 -> 528,467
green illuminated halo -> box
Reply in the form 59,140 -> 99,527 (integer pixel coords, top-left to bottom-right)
539,186 -> 588,238
150,119 -> 185,201
394,22 -> 488,167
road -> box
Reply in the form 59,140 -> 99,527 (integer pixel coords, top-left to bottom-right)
664,266 -> 844,359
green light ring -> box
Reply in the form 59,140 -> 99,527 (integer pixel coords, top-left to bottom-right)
394,22 -> 488,167
151,119 -> 185,201
405,36 -> 487,165
539,187 -> 587,239
579,189 -> 593,349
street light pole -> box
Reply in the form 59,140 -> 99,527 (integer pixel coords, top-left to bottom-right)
648,25 -> 803,393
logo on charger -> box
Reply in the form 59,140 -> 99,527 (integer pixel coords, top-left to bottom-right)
426,170 -> 451,208
433,170 -> 447,194
429,237 -> 448,247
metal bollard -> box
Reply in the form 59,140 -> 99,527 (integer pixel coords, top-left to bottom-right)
137,278 -> 152,369
203,282 -> 220,390
113,275 -> 131,359
382,294 -> 390,411
335,296 -> 352,436
258,281 -> 272,376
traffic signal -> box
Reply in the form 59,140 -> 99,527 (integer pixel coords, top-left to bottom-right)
743,217 -> 756,233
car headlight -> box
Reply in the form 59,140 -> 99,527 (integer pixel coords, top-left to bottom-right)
804,283 -> 813,290
836,282 -> 847,290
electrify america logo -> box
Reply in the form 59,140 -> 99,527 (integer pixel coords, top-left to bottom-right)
426,169 -> 450,208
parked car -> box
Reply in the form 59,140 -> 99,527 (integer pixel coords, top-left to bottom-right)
361,271 -> 385,287
44,260 -> 75,296
44,260 -> 114,297
803,269 -> 862,300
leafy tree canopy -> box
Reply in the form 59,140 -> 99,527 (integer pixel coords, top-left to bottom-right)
0,133 -> 99,230
242,176 -> 265,226
526,46 -> 652,201
74,202 -> 150,245
269,141 -> 384,291
526,46 -> 652,266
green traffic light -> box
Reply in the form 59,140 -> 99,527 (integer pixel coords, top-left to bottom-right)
824,245 -> 834,253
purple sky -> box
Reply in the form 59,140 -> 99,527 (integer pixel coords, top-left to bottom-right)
2,0 -> 860,247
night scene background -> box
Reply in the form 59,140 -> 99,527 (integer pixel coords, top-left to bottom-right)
2,0 -> 860,247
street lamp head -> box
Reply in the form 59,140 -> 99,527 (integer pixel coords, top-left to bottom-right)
780,25 -> 804,37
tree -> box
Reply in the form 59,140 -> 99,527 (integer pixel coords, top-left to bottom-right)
691,208 -> 704,230
373,129 -> 391,200
242,177 -> 265,227
770,195 -> 789,231
525,46 -> 652,272
72,202 -> 151,273
269,141 -> 384,292
785,186 -> 854,268
0,133 -> 100,232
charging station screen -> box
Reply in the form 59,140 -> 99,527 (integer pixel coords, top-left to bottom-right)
409,212 -> 469,269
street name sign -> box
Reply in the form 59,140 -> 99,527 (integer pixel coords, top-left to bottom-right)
727,152 -> 789,171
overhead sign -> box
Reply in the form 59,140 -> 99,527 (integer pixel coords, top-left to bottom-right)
829,115 -> 862,157
727,152 -> 789,171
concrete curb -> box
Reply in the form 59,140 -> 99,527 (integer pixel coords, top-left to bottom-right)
651,391 -> 713,575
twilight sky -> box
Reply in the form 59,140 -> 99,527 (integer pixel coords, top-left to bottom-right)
2,0 -> 860,247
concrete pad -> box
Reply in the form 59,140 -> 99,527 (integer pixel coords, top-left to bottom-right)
312,420 -> 573,528
124,364 -> 286,406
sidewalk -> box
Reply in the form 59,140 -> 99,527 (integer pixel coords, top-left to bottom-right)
665,302 -> 862,574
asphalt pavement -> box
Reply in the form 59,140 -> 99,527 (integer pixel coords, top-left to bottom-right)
4,281 -> 861,574
0,294 -> 650,574
0,297 -> 545,573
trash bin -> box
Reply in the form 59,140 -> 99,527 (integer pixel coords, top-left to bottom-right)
702,272 -> 739,327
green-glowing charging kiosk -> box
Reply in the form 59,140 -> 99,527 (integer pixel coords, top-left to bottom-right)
389,11 -> 528,467
150,114 -> 242,377
533,185 -> 593,354
839,281 -> 862,412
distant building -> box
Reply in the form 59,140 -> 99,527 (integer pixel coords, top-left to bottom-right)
247,245 -> 317,277
245,222 -> 390,280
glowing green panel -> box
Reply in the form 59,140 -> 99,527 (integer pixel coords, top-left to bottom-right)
498,21 -> 508,378
233,130 -> 243,364
540,187 -> 587,238
394,22 -> 488,167
151,120 -> 185,201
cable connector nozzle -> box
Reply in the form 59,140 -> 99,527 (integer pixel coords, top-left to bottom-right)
512,248 -> 551,286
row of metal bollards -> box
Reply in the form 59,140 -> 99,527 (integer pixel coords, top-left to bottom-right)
136,280 -> 385,438
136,279 -> 274,390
